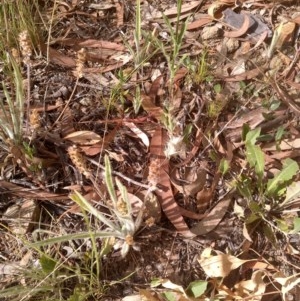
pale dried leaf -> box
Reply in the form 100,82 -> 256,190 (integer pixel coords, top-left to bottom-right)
64,131 -> 102,145
3,199 -> 38,234
274,273 -> 300,301
122,296 -> 142,301
264,138 -> 300,151
79,143 -> 103,156
160,279 -> 188,297
139,289 -> 161,301
208,2 -> 230,19
0,262 -> 22,275
124,122 -> 149,148
281,181 -> 300,208
198,249 -> 253,277
153,1 -> 201,19
234,270 -> 266,300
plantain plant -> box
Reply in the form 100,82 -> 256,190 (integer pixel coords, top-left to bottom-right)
233,127 -> 300,244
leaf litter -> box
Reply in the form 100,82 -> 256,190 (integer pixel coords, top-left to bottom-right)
1,0 -> 300,300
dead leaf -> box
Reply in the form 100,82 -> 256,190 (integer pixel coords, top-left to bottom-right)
221,67 -> 261,81
174,128 -> 204,168
234,270 -> 266,300
153,1 -> 202,19
187,15 -> 213,30
124,122 -> 150,148
136,191 -> 161,224
3,199 -> 39,234
198,248 -> 254,277
269,21 -> 296,55
79,126 -> 119,156
148,75 -> 164,101
79,143 -> 103,156
208,2 -> 232,20
149,127 -> 194,237
264,137 -> 300,151
274,273 -> 300,301
191,192 -> 232,235
0,180 -> 68,200
40,43 -> 76,68
141,94 -> 164,120
63,131 -> 102,145
170,165 -> 207,196
196,188 -> 213,213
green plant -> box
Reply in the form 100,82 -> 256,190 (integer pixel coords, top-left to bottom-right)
0,0 -> 41,53
141,0 -> 188,124
0,239 -> 101,301
232,127 -> 300,243
31,155 -> 144,258
0,52 -> 24,145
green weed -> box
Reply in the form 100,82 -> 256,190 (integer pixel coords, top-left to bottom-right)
232,127 -> 300,244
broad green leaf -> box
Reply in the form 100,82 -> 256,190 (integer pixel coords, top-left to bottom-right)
275,218 -> 289,233
151,278 -> 162,287
245,143 -> 265,179
245,128 -> 261,145
186,280 -> 207,298
218,158 -> 230,175
266,159 -> 299,196
263,223 -> 277,246
241,123 -> 251,141
291,217 -> 300,234
162,291 -> 177,301
245,213 -> 261,224
39,255 -> 57,274
249,201 -> 262,214
275,126 -> 285,142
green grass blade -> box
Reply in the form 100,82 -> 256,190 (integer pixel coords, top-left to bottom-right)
31,230 -> 120,247
104,154 -> 118,205
70,190 -> 122,233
